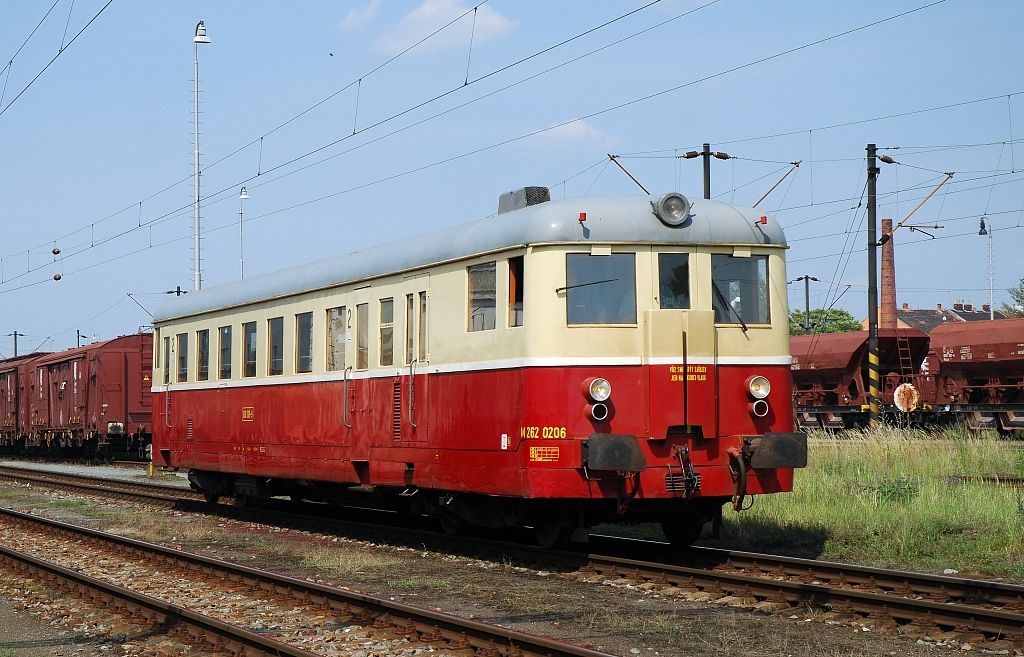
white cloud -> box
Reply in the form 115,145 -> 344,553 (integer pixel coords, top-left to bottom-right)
338,0 -> 382,32
376,0 -> 516,54
542,120 -> 615,148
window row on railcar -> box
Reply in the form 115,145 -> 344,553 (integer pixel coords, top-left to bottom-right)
155,288 -> 430,384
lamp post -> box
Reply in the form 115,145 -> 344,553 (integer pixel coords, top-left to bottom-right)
192,20 -> 211,291
979,218 -> 994,319
239,187 -> 250,280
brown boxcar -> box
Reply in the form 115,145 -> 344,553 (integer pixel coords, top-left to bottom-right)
11,334 -> 154,458
928,318 -> 1024,432
0,353 -> 49,448
791,328 -> 929,429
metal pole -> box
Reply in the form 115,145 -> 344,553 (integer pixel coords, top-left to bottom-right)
77,329 -> 82,348
866,144 -> 881,429
239,196 -> 244,281
701,143 -> 711,199
193,36 -> 202,291
988,222 -> 994,320
7,331 -> 23,357
804,276 -> 811,331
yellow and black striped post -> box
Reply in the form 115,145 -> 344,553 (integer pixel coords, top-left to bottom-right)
866,144 -> 881,429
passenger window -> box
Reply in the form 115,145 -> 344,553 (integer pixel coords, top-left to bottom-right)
218,326 -> 232,379
658,253 -> 691,309
467,262 -> 496,331
565,253 -> 636,325
405,294 -> 414,364
379,298 -> 394,366
197,329 -> 210,381
508,256 -> 524,327
162,336 -> 170,384
711,254 -> 770,324
268,317 -> 284,375
296,312 -> 313,373
176,333 -> 188,383
356,303 -> 368,370
243,322 -> 257,377
327,306 -> 347,371
418,291 -> 428,361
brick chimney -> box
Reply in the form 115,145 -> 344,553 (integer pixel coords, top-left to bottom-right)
880,218 -> 897,329
964,303 -> 974,312
936,303 -> 942,311
983,303 -> 991,313
954,302 -> 964,312
902,302 -> 910,310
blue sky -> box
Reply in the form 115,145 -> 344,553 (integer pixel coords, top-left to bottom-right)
1,0 -> 1022,355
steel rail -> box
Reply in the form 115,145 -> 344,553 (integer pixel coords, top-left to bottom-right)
1,464 -> 1021,644
576,551 -> 1024,640
0,542 -> 324,657
0,465 -> 202,503
0,507 -> 615,657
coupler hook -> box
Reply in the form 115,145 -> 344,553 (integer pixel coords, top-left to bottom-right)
727,447 -> 748,512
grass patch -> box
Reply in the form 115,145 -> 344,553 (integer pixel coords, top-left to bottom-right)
387,576 -> 450,589
710,427 -> 1024,579
46,498 -> 110,518
297,545 -> 401,576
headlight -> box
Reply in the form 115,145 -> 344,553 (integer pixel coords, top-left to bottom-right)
651,192 -> 691,227
583,377 -> 612,402
746,375 -> 770,399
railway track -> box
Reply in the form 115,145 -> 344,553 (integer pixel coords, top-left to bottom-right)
1,464 -> 1021,650
0,506 -> 614,657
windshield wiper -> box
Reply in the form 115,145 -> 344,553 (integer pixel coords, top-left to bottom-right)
555,278 -> 617,294
712,280 -> 749,334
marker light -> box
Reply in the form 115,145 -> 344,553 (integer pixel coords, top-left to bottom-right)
651,192 -> 691,227
746,375 -> 770,400
589,403 -> 610,421
583,377 -> 612,402
749,400 -> 769,418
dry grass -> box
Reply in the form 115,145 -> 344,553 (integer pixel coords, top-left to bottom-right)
297,543 -> 401,576
712,428 -> 1024,579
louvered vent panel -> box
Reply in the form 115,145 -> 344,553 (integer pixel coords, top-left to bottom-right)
392,381 -> 402,439
665,472 -> 700,494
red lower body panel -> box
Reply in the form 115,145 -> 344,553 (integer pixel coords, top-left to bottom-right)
153,363 -> 796,500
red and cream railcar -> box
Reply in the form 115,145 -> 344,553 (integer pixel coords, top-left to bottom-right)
7,335 -> 153,458
151,188 -> 806,545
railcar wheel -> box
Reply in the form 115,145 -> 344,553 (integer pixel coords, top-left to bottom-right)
661,518 -> 705,548
438,515 -> 463,537
533,518 -> 571,549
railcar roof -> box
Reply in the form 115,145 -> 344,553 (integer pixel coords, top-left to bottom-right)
154,193 -> 788,323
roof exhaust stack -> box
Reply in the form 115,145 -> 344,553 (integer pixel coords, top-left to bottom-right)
498,186 -> 550,214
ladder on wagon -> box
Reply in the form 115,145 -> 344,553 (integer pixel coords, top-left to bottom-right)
896,332 -> 914,377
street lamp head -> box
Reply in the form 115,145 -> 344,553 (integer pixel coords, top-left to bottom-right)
239,186 -> 250,200
194,20 -> 211,44
979,218 -> 988,236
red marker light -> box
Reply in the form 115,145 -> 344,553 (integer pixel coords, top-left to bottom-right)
758,215 -> 768,225
579,212 -> 587,222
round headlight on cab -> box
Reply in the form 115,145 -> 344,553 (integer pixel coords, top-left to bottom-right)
746,375 -> 770,400
583,377 -> 612,402
651,192 -> 691,227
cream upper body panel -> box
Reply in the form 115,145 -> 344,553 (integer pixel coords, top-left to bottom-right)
152,194 -> 791,387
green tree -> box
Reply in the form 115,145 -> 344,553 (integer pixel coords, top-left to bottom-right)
789,308 -> 862,335
1002,277 -> 1024,317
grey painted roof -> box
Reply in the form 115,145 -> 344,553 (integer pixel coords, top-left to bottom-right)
154,193 -> 788,322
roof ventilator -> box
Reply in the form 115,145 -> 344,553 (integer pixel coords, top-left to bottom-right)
498,186 -> 551,214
